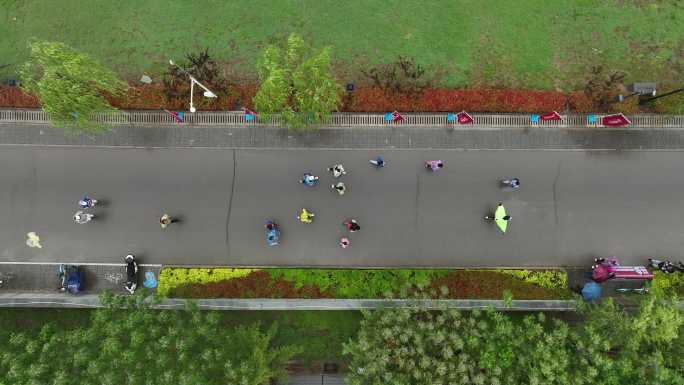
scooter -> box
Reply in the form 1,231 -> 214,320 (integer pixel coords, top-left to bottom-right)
500,178 -> 520,189
300,173 -> 319,187
425,160 -> 444,172
369,156 -> 386,168
264,220 -> 281,246
124,254 -> 139,294
327,164 -> 346,178
78,196 -> 98,208
73,211 -> 94,224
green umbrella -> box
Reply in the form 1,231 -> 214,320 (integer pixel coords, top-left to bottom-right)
494,203 -> 508,233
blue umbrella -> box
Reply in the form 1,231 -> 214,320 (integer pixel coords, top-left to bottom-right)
581,282 -> 603,301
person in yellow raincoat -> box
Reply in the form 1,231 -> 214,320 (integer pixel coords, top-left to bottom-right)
298,208 -> 315,224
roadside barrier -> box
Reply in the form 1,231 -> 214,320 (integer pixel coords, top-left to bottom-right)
1,108 -> 683,128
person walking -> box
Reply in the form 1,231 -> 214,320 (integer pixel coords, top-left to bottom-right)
343,219 -> 361,232
331,182 -> 346,195
159,214 -> 178,229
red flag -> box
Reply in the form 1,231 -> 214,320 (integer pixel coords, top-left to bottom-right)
602,113 -> 631,127
456,111 -> 473,124
539,111 -> 561,121
391,110 -> 404,123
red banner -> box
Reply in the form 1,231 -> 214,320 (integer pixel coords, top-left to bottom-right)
602,113 -> 631,127
391,110 -> 404,123
456,111 -> 473,124
539,111 -> 561,121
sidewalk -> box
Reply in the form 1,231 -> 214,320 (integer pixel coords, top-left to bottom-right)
4,122 -> 684,149
0,263 -> 160,294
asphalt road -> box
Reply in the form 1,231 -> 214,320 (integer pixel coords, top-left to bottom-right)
1,146 -> 682,267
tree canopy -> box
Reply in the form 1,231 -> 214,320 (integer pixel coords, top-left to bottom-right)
0,292 -> 299,385
253,33 -> 340,130
344,292 -> 684,385
20,40 -> 127,134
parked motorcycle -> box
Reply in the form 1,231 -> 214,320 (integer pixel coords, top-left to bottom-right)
58,264 -> 83,294
124,254 -> 139,294
648,258 -> 684,274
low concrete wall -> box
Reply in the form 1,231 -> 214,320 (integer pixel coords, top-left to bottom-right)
0,293 -> 577,311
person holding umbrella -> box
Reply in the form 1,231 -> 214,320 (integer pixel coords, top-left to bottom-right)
484,202 -> 511,233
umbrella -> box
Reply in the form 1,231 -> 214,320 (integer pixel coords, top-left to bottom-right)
581,282 -> 603,301
494,203 -> 508,233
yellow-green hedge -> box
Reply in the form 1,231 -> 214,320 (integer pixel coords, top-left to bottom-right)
157,268 -> 257,296
650,271 -> 684,297
498,270 -> 568,291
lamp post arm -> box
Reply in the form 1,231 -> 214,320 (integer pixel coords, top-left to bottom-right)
640,86 -> 684,104
190,76 -> 217,97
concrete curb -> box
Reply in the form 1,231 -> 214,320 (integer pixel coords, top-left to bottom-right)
0,293 -> 578,311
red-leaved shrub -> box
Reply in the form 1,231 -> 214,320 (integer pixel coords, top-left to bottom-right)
346,87 -> 568,113
0,83 -> 654,114
567,91 -> 593,113
0,86 -> 40,108
169,270 -> 335,299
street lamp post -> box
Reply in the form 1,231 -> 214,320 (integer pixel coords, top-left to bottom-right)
169,59 -> 217,113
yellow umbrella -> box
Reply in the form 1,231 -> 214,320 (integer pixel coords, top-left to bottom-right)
494,203 -> 508,233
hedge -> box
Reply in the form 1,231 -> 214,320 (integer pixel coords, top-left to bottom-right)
651,271 -> 684,297
158,268 -> 571,300
157,268 -> 256,296
0,85 -> 648,114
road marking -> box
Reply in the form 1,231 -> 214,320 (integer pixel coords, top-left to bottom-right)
0,261 -> 162,267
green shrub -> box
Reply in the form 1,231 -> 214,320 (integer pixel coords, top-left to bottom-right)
158,268 -> 570,299
497,269 -> 568,291
650,271 -> 684,297
654,91 -> 684,114
267,269 -> 451,298
157,267 -> 256,296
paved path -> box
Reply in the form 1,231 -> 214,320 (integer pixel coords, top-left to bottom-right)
0,145 -> 683,267
3,122 -> 684,149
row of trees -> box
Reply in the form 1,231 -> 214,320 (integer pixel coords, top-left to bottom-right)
343,292 -> 684,385
2,289 -> 682,384
19,34 -> 340,134
20,37 -> 645,135
0,293 -> 299,385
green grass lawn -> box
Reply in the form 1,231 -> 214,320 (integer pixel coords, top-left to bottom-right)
1,0 -> 681,89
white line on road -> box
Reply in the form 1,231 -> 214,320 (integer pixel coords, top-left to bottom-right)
0,261 -> 162,267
